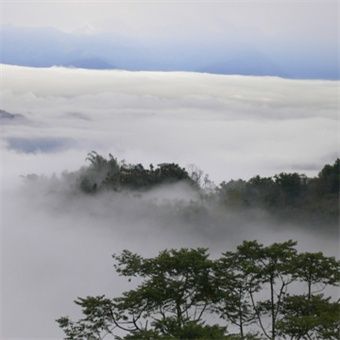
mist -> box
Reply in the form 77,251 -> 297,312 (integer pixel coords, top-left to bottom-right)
0,65 -> 339,338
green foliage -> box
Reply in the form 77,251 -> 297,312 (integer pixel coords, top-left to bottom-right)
216,159 -> 339,225
117,322 -> 228,339
318,158 -> 340,195
78,151 -> 195,193
56,295 -> 115,339
215,244 -> 259,337
292,252 -> 340,299
277,295 -> 340,339
112,248 -> 218,334
74,153 -> 339,226
57,241 -> 340,340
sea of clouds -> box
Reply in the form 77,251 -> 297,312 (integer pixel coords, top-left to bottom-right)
0,65 -> 339,338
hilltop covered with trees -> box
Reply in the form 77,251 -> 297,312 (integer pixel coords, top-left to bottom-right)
72,152 -> 339,226
57,241 -> 340,339
78,151 -> 196,193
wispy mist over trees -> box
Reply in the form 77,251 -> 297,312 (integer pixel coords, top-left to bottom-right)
37,152 -> 338,228
216,159 -> 339,226
78,151 -> 196,193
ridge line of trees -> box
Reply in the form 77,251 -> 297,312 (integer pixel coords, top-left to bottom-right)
73,153 -> 339,225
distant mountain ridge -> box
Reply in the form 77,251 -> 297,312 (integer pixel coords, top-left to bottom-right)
1,25 -> 338,79
0,109 -> 26,123
66,58 -> 114,69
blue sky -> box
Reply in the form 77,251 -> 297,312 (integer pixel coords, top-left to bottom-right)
0,0 -> 339,78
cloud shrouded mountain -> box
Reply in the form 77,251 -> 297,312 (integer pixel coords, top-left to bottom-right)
1,25 -> 338,79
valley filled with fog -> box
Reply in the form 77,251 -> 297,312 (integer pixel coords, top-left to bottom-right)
0,65 -> 339,338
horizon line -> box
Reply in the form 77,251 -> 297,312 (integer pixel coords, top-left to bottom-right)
2,63 -> 339,82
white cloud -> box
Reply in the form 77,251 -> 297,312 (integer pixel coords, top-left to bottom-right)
1,65 -> 338,183
0,64 -> 339,338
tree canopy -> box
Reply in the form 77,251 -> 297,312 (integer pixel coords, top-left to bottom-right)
78,151 -> 195,193
72,153 -> 339,226
216,159 -> 339,225
57,241 -> 340,339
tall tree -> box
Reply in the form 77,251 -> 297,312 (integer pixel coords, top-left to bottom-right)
57,242 -> 339,339
111,248 -> 218,335
292,252 -> 340,300
215,247 -> 258,338
232,240 -> 298,340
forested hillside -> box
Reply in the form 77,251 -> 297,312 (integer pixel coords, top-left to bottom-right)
71,152 -> 339,227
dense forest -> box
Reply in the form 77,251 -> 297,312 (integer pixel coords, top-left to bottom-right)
71,152 -> 339,226
57,241 -> 340,339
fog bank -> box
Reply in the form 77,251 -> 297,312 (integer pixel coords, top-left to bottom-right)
1,64 -> 338,183
1,65 -> 339,338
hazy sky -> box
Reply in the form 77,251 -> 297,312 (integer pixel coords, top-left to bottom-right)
1,0 -> 337,41
0,0 -> 338,78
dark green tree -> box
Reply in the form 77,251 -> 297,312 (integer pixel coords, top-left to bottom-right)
57,295 -> 117,339
274,173 -> 304,205
57,248 -> 224,339
292,252 -> 340,300
57,242 -> 340,339
230,241 -> 298,340
78,152 -> 195,193
277,294 -> 340,339
111,248 -> 219,337
214,247 -> 258,338
317,158 -> 340,195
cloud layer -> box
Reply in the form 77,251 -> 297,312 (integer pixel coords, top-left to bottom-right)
0,65 -> 339,338
1,65 -> 338,183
